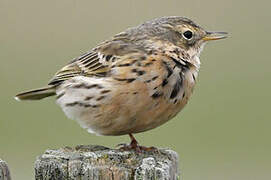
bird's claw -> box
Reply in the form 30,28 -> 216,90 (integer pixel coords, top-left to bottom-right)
117,134 -> 158,153
117,143 -> 158,153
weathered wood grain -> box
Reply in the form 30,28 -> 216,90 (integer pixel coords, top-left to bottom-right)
35,145 -> 180,180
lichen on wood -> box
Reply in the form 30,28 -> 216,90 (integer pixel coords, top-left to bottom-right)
0,159 -> 11,180
35,145 -> 180,180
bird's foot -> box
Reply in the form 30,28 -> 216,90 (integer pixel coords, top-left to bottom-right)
116,134 -> 158,153
117,143 -> 157,153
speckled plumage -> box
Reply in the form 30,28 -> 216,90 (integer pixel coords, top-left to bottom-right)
56,51 -> 198,136
16,16 -> 227,148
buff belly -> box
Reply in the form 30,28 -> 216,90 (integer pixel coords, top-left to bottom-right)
56,71 -> 196,136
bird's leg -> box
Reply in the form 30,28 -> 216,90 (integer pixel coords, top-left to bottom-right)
128,133 -> 141,151
118,134 -> 157,153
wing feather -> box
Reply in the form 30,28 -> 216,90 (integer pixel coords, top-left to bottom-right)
48,35 -> 144,86
48,51 -> 115,85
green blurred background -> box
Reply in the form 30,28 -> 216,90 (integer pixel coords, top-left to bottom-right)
0,0 -> 270,179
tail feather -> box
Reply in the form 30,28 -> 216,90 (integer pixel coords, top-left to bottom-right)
15,86 -> 56,101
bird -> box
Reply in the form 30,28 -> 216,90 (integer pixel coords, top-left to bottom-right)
15,16 -> 227,151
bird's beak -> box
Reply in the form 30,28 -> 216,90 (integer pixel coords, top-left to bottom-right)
202,31 -> 228,41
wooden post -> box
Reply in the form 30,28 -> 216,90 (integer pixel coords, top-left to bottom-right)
35,145 -> 180,180
0,159 -> 11,180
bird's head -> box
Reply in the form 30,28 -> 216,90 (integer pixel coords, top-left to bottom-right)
133,16 -> 227,58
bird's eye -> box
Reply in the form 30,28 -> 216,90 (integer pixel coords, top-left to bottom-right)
182,30 -> 193,40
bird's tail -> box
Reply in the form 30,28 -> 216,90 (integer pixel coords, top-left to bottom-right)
15,86 -> 56,101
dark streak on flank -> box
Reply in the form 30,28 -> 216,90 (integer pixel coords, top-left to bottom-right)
56,92 -> 65,99
118,63 -> 131,67
65,101 -> 100,108
114,78 -> 136,83
72,83 -> 87,88
182,92 -> 186,98
127,78 -> 136,83
114,78 -> 126,81
137,70 -> 146,76
151,91 -> 163,99
72,83 -> 98,89
131,69 -> 145,76
101,90 -> 111,94
170,78 -> 183,99
85,96 -> 93,101
96,96 -> 106,101
144,62 -> 152,67
73,83 -> 102,89
152,76 -> 158,81
66,102 -> 79,107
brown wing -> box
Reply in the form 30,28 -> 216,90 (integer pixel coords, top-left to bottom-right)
48,51 -> 111,85
49,51 -> 116,85
48,34 -> 145,86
